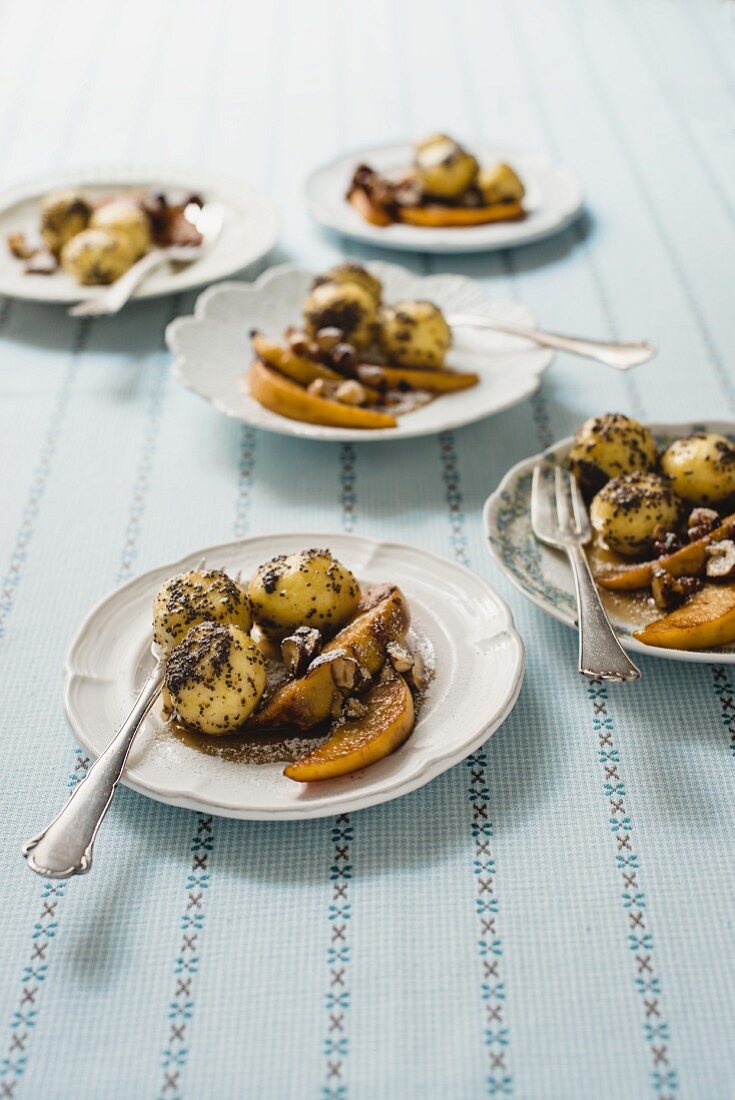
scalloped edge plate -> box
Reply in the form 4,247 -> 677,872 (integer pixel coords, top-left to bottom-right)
483,421 -> 735,664
166,260 -> 554,442
0,168 -> 279,303
63,533 -> 525,819
304,142 -> 584,253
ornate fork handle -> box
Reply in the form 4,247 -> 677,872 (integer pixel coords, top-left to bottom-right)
449,313 -> 655,370
22,665 -> 164,878
564,542 -> 641,681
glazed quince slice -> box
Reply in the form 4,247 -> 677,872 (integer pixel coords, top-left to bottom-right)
248,359 -> 397,430
284,667 -> 414,782
633,584 -> 735,650
373,364 -> 479,393
398,201 -> 524,227
249,585 -> 410,730
596,512 -> 735,591
252,332 -> 342,386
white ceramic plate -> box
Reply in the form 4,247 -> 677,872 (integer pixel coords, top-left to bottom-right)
0,169 -> 279,303
166,261 -> 553,442
304,143 -> 584,254
483,421 -> 735,664
63,533 -> 525,819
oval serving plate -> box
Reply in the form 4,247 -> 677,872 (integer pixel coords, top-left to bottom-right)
64,533 -> 525,820
0,169 -> 279,304
483,421 -> 735,664
166,260 -> 553,443
304,142 -> 584,254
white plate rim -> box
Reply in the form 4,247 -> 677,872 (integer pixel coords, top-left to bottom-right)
165,260 -> 554,443
304,140 -> 584,254
63,532 -> 526,819
483,419 -> 735,665
0,167 -> 280,303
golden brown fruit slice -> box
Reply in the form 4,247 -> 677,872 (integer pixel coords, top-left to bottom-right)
249,585 -> 411,730
252,333 -> 342,385
284,668 -> 415,782
347,187 -> 393,227
397,201 -> 524,227
633,584 -> 735,650
248,360 -> 397,430
595,513 -> 735,591
374,364 -> 478,393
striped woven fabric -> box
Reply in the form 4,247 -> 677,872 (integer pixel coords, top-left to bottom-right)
1,1 -> 734,1097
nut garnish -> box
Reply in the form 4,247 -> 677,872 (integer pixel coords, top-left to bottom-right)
315,327 -> 343,353
386,641 -> 414,672
705,539 -> 735,579
651,568 -> 703,610
335,380 -> 367,406
688,507 -> 719,542
343,697 -> 369,719
280,626 -> 322,677
652,525 -> 681,557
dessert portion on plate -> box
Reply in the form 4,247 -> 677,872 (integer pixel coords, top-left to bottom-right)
570,413 -> 735,650
152,549 -> 429,781
347,133 -> 525,229
6,186 -> 204,284
246,262 -> 479,430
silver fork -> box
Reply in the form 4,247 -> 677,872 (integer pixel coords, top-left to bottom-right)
68,201 -> 225,318
531,464 -> 641,681
448,313 -> 655,370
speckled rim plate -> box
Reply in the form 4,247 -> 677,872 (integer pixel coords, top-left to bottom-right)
304,142 -> 584,254
483,420 -> 735,664
63,533 -> 525,820
0,168 -> 279,303
166,260 -> 554,442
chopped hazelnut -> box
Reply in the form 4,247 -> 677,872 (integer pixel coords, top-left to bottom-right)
335,380 -> 367,406
688,507 -> 719,542
652,525 -> 681,557
288,329 -> 320,359
329,343 -> 358,376
307,378 -> 339,400
651,568 -> 703,610
315,327 -> 344,353
705,539 -> 735,579
280,626 -> 322,677
357,364 -> 388,392
386,641 -> 414,672
344,697 -> 369,719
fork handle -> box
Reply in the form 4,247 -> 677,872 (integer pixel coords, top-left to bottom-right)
565,544 -> 641,681
22,665 -> 164,878
69,249 -> 173,317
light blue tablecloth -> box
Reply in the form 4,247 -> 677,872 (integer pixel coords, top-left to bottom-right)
1,1 -> 734,1097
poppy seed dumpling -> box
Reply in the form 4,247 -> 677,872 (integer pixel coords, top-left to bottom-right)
569,413 -> 658,495
165,622 -> 266,734
413,133 -> 478,198
590,472 -> 680,558
302,281 -> 377,350
661,433 -> 735,505
248,549 -> 360,637
153,569 -> 252,652
378,299 -> 451,369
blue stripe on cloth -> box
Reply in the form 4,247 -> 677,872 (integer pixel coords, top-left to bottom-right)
439,429 -> 513,1096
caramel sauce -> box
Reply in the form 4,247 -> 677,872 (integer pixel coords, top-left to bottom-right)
167,718 -> 329,766
587,540 -> 660,631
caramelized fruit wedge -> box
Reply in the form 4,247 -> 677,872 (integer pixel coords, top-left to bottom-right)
596,513 -> 735,591
284,668 -> 414,782
347,187 -> 393,227
252,333 -> 342,386
250,585 -> 410,729
374,363 -> 478,392
634,584 -> 735,650
248,360 -> 397,430
398,201 -> 524,228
